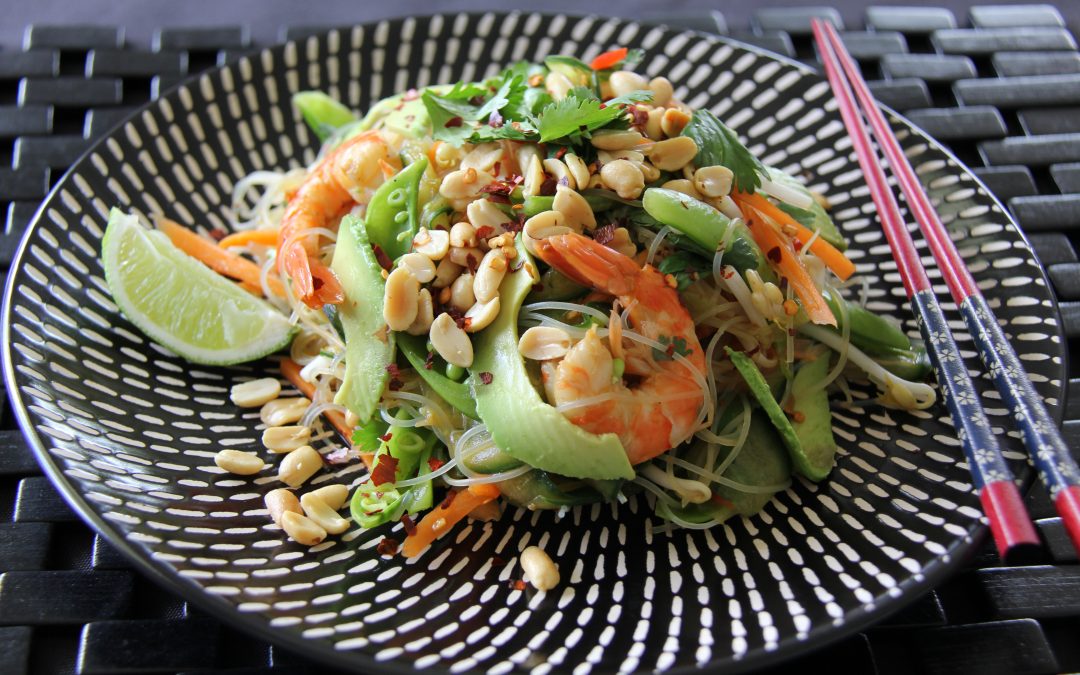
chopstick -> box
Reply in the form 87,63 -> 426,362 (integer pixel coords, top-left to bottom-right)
811,20 -> 1059,563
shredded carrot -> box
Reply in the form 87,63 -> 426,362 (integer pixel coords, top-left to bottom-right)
590,47 -> 628,71
734,192 -> 855,281
732,195 -> 837,327
218,228 -> 278,249
157,218 -> 286,298
427,140 -> 443,170
401,484 -> 501,558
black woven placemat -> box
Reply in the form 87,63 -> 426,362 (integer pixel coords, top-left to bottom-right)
2,5 -> 1079,674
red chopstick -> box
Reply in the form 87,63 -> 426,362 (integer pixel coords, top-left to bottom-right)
817,20 -> 1080,557
812,20 -> 1051,563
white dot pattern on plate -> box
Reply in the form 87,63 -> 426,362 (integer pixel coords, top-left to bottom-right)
2,12 -> 1065,675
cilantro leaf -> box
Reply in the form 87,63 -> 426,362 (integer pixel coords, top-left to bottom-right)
535,89 -> 651,143
681,110 -> 767,193
652,335 -> 693,361
657,251 -> 702,290
351,418 -> 389,454
421,89 -> 478,144
778,202 -> 817,229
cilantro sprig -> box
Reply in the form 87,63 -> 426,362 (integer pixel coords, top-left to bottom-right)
536,88 -> 652,143
680,110 -> 767,193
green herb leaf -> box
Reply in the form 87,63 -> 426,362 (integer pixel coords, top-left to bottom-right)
681,110 -> 767,193
652,334 -> 693,361
657,251 -> 702,290
351,418 -> 389,454
535,89 -> 651,143
421,89 -> 478,144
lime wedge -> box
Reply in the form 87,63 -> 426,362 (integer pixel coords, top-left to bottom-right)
101,208 -> 296,365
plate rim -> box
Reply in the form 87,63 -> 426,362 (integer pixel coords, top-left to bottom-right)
0,11 -> 1066,674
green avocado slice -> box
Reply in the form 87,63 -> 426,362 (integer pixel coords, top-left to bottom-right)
726,347 -> 833,481
789,353 -> 839,479
470,237 -> 635,480
331,215 -> 395,422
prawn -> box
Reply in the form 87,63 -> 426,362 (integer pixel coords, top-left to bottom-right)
278,130 -> 399,307
533,233 -> 708,464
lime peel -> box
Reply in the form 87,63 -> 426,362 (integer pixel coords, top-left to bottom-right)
101,208 -> 296,365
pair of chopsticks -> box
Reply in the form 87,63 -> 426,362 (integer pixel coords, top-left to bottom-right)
811,20 -> 1080,563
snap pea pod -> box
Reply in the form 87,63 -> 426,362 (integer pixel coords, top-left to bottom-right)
521,192 -> 621,218
462,444 -> 524,474
824,292 -> 912,352
365,158 -> 429,260
727,347 -> 834,481
351,484 -> 403,529
641,188 -> 775,283
292,91 -> 358,142
396,333 -> 479,419
421,197 -> 454,232
400,438 -> 438,515
862,343 -> 932,380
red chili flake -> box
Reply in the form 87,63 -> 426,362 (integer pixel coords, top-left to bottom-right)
424,351 -> 435,370
445,116 -> 464,128
492,161 -> 502,176
627,105 -> 648,130
440,490 -> 458,510
376,537 -> 399,556
793,239 -> 803,252
594,223 -> 616,245
504,215 -> 525,233
722,268 -> 734,280
767,246 -> 783,264
371,243 -> 394,272
466,252 -> 481,269
388,378 -> 404,392
371,455 -> 399,486
710,494 -> 735,509
445,307 -> 468,329
385,363 -> 401,378
311,276 -> 325,291
491,555 -> 506,567
554,147 -> 568,159
400,514 -> 417,537
487,191 -> 511,205
378,432 -> 393,443
208,227 -> 228,241
666,343 -> 676,357
539,177 -> 558,196
509,579 -> 527,591
475,225 -> 495,239
479,371 -> 494,385
598,102 -> 607,110
469,95 -> 485,105
428,457 -> 445,472
791,410 -> 806,423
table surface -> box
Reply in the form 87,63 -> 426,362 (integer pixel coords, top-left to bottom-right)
2,4 -> 1080,674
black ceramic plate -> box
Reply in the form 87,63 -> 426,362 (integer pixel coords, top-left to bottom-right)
2,12 -> 1065,674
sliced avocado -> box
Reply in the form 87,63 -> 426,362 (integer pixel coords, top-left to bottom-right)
497,470 -> 608,510
641,188 -> 775,283
525,266 -> 588,303
365,158 -> 428,261
712,410 -> 794,514
766,167 -> 846,251
356,91 -> 433,138
331,215 -> 395,422
788,354 -> 838,480
470,237 -> 635,480
397,333 -> 478,420
727,347 -> 832,481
